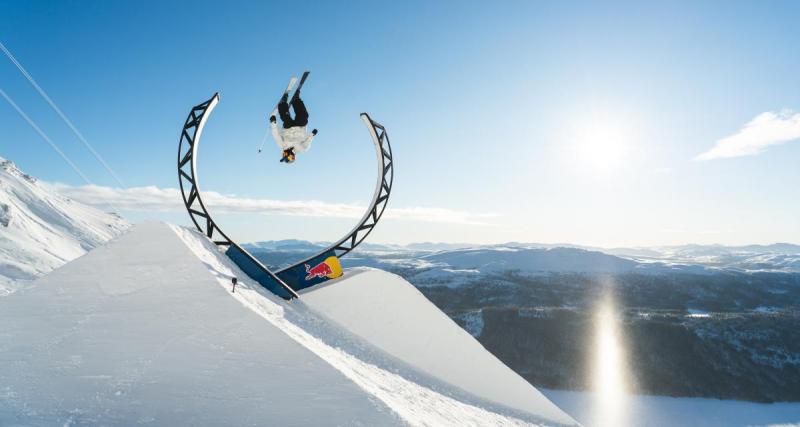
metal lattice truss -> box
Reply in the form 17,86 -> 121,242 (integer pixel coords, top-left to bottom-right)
177,93 -> 393,296
177,93 -> 232,246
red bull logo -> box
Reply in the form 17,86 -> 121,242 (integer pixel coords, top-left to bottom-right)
305,256 -> 343,281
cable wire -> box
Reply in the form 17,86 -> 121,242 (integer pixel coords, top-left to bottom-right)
0,40 -> 125,188
0,88 -> 93,185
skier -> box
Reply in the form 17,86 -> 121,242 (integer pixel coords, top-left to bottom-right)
270,90 -> 317,164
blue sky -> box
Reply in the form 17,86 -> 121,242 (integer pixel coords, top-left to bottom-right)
2,1 -> 800,246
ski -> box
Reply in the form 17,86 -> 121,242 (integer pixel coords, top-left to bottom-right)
259,76 -> 298,153
289,71 -> 310,103
271,76 -> 299,117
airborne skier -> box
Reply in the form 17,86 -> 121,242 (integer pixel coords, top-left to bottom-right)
270,72 -> 317,164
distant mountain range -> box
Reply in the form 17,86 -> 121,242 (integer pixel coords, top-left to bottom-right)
244,239 -> 800,274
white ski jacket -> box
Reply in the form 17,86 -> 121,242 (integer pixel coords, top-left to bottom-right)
271,122 -> 315,153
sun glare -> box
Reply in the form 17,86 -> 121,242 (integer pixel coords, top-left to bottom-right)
590,293 -> 630,427
572,116 -> 633,174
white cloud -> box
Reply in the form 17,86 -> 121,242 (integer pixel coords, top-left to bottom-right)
695,110 -> 800,160
48,183 -> 497,226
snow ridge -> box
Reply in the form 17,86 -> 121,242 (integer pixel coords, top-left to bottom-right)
0,157 -> 128,295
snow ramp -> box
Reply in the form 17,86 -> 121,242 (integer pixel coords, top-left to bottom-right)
172,225 -> 578,426
0,222 -> 402,426
300,269 -> 577,426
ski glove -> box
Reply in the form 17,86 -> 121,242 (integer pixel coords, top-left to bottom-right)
312,129 -> 318,136
270,115 -> 277,123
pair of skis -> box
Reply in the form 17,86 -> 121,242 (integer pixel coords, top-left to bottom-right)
258,71 -> 310,153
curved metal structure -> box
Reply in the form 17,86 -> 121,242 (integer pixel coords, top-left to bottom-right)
178,94 -> 227,244
177,92 -> 393,298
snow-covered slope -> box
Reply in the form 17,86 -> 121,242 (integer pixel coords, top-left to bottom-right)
1,222 -> 577,426
0,157 -> 128,295
0,222 -> 402,426
301,269 -> 576,425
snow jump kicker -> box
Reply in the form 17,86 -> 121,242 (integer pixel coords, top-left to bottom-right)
177,92 -> 393,300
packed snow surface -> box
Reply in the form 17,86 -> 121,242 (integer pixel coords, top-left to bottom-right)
0,157 -> 128,295
0,222 -> 575,426
0,222 -> 401,426
300,271 -> 574,425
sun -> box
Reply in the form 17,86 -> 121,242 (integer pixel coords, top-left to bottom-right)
572,115 -> 633,173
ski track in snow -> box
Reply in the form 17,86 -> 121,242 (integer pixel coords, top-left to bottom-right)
170,225 -> 546,427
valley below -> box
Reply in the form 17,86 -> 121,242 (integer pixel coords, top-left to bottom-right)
250,242 -> 800,404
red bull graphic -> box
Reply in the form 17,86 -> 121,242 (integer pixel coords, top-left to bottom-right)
277,249 -> 343,291
305,256 -> 343,281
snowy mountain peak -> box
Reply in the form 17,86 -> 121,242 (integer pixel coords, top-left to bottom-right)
0,156 -> 129,295
1,157 -> 37,186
